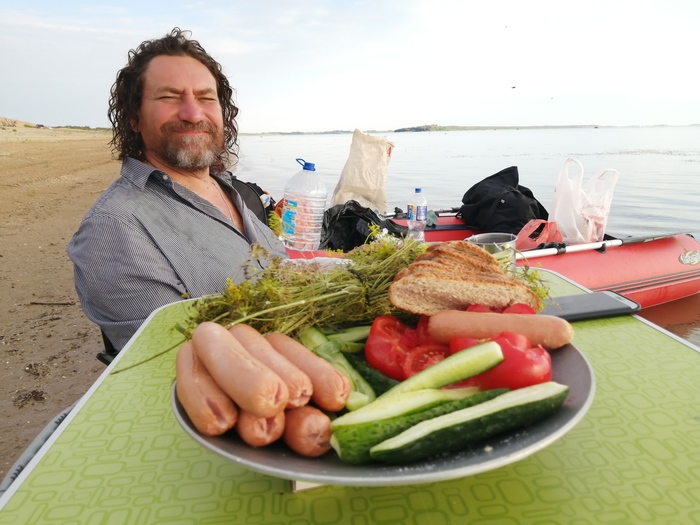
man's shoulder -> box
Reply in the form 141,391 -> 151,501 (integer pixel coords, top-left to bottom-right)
82,171 -> 154,223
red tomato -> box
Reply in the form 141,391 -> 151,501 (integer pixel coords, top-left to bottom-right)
502,303 -> 537,315
449,336 -> 482,354
398,326 -> 419,349
472,333 -> 552,390
365,316 -> 412,381
401,344 -> 451,378
414,316 -> 433,343
465,304 -> 496,312
494,331 -> 532,350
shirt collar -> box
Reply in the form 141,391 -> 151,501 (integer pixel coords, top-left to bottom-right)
122,157 -> 234,189
122,157 -> 160,189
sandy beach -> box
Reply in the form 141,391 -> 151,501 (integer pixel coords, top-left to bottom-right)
0,120 -> 120,479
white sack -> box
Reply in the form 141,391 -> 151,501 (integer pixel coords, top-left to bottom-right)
331,129 -> 394,214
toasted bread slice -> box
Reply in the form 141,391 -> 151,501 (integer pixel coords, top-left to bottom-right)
388,240 -> 540,314
388,271 -> 540,315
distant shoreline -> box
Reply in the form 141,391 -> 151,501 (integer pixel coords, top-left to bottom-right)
240,123 -> 700,137
2,116 -> 697,137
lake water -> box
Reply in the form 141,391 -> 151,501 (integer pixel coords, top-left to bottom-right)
234,126 -> 700,346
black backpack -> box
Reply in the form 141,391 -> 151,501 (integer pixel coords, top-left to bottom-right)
229,177 -> 276,226
456,166 -> 548,234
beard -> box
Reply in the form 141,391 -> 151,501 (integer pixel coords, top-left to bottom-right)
155,121 -> 224,171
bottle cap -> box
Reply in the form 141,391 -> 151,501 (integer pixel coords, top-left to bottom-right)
296,158 -> 316,171
415,188 -> 422,193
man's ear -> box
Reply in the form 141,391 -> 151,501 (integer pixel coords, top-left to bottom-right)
130,114 -> 140,133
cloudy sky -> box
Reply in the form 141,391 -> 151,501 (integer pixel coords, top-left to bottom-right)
1,0 -> 698,133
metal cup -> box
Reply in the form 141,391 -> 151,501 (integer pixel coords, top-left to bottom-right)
466,232 -> 517,269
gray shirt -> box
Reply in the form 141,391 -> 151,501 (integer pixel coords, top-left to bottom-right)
67,157 -> 287,351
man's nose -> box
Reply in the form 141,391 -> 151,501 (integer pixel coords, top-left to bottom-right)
178,96 -> 206,122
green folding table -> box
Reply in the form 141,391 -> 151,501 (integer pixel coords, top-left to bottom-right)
1,271 -> 698,524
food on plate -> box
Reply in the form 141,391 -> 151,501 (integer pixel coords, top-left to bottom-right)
297,326 -> 376,410
175,318 -> 570,465
264,332 -> 352,412
330,387 -> 502,464
369,381 -> 570,464
173,234 -> 572,462
282,405 -> 333,457
343,352 -> 399,396
175,341 -> 238,436
364,314 -> 450,381
191,322 -> 289,418
378,341 -> 503,397
179,234 -> 428,340
388,240 -> 542,315
228,324 -> 313,409
427,309 -> 574,350
235,409 -> 286,447
447,332 -> 553,390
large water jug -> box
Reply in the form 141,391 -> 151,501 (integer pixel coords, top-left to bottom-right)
280,158 -> 327,251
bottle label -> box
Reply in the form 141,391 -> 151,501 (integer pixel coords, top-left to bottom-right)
281,200 -> 298,235
407,204 -> 427,221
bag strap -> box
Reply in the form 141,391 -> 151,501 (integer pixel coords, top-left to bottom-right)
228,177 -> 271,226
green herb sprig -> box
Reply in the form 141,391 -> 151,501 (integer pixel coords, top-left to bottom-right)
178,227 -> 427,339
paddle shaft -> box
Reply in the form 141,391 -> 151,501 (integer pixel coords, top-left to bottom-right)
515,232 -> 688,260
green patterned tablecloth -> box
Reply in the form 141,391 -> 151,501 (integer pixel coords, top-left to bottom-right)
1,273 -> 698,524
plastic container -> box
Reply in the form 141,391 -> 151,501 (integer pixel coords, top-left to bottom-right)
280,158 -> 327,251
406,188 -> 428,241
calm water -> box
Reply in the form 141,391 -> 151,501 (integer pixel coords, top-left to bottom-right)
234,126 -> 700,346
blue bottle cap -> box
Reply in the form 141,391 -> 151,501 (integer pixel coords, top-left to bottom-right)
415,188 -> 422,193
296,158 -> 316,171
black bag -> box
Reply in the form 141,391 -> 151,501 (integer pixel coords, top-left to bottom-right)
319,200 -> 408,252
229,177 -> 276,226
456,166 -> 548,234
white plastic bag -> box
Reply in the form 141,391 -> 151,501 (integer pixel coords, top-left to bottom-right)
550,157 -> 619,244
331,129 -> 394,214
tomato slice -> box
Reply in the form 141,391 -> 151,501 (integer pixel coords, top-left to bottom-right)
401,344 -> 451,378
365,316 -> 412,381
502,303 -> 537,314
449,336 -> 482,354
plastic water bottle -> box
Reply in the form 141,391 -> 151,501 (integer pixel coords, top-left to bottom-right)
280,158 -> 327,251
407,188 -> 428,241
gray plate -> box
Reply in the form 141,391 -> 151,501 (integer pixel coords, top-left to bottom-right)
171,343 -> 595,487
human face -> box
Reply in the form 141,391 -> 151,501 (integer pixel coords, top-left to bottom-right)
136,55 -> 225,173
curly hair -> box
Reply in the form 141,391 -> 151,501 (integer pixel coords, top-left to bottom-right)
107,27 -> 239,173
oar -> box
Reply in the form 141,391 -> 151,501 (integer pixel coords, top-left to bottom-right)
515,232 -> 690,260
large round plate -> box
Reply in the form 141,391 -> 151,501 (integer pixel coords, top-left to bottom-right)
172,343 -> 595,487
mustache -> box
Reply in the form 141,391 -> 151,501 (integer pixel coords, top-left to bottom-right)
162,122 -> 219,134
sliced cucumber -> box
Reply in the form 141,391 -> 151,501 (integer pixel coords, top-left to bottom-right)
343,352 -> 399,396
331,387 -> 481,429
370,381 -> 570,464
331,388 -> 507,464
297,327 -> 376,410
379,341 -> 503,398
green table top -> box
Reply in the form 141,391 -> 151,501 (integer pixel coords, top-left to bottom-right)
1,273 -> 699,524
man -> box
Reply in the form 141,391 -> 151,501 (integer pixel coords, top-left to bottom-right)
68,28 -> 287,354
